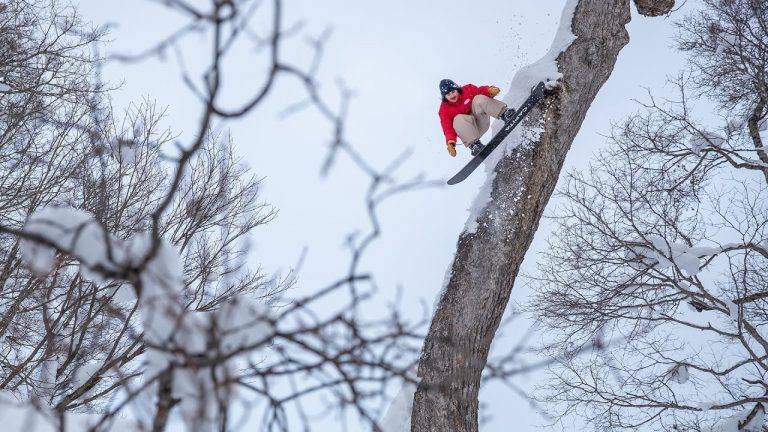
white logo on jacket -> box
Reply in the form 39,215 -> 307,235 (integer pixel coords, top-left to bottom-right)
464,99 -> 471,105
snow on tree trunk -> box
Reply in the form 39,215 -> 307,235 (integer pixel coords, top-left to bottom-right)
409,1 -> 657,431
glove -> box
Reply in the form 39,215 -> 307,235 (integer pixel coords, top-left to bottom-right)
446,140 -> 457,157
488,86 -> 500,97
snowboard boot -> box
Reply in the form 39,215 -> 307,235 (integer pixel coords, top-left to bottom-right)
499,106 -> 516,123
469,140 -> 485,156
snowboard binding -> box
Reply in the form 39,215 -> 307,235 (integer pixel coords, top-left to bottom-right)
469,140 -> 486,156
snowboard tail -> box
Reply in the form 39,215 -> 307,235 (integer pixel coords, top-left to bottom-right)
447,82 -> 547,185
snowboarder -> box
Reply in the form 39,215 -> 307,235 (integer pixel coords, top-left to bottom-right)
438,79 -> 516,157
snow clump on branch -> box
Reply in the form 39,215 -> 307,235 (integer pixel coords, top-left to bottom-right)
624,235 -> 720,276
19,205 -> 275,429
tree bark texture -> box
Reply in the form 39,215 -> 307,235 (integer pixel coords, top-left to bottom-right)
634,0 -> 675,17
411,1 -> 635,431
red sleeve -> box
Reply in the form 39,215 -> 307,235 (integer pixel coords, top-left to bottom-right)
463,83 -> 480,95
438,106 -> 457,143
464,83 -> 492,98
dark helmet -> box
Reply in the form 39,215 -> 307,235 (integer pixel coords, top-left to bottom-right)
439,79 -> 461,97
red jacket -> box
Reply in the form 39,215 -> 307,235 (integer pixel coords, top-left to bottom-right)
438,84 -> 494,143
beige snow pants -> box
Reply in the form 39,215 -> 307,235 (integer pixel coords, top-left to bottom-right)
453,95 -> 507,146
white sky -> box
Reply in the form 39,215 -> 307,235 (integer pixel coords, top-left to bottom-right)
76,1 -> 695,430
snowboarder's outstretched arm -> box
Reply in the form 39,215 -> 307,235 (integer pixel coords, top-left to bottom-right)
467,84 -> 501,98
438,108 -> 458,157
438,106 -> 458,144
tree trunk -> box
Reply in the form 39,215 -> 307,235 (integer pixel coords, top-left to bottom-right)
410,1 -> 638,431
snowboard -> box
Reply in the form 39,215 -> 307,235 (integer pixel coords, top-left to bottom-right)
447,81 -> 547,185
